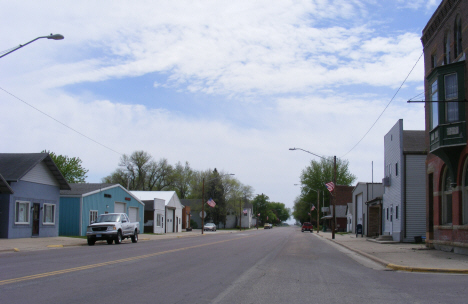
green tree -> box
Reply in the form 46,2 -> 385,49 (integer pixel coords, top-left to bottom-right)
102,150 -> 176,191
293,157 -> 356,225
171,161 -> 194,199
205,169 -> 226,227
269,202 -> 291,224
42,150 -> 88,183
252,193 -> 269,225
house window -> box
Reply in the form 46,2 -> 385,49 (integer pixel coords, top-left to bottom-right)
395,205 -> 399,220
15,201 -> 30,224
430,79 -> 439,129
431,53 -> 437,69
89,210 -> 98,224
442,168 -> 453,225
43,204 -> 56,224
386,208 -> 389,220
395,163 -> 398,177
454,15 -> 462,58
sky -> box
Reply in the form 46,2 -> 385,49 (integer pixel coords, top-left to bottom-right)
0,0 -> 442,219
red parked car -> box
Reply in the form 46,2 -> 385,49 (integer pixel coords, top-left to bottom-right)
301,222 -> 313,232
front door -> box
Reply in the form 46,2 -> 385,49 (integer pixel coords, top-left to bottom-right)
32,203 -> 40,236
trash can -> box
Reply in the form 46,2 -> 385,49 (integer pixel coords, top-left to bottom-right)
414,236 -> 422,243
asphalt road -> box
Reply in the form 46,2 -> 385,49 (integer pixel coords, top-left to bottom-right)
1,227 -> 468,303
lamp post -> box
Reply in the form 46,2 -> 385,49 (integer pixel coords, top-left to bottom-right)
0,34 -> 64,59
290,147 -> 337,239
201,173 -> 234,235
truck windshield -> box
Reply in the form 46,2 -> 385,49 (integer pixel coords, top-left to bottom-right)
95,214 -> 120,223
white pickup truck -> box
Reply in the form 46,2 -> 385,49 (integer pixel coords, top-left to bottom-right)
86,213 -> 140,245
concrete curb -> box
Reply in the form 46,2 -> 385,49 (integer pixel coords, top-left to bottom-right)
313,233 -> 468,274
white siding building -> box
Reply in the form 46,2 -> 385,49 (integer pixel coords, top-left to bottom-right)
382,119 -> 427,242
352,182 -> 384,236
131,191 -> 183,233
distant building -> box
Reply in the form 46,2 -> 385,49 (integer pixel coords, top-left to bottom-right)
351,182 -> 384,236
382,120 -> 426,242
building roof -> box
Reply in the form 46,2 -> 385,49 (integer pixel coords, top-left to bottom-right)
321,205 -> 348,218
0,173 -> 13,194
61,183 -> 144,206
180,199 -> 202,208
335,205 -> 348,218
60,183 -> 116,195
403,130 -> 426,153
131,191 -> 178,206
0,153 -> 70,190
347,203 -> 352,215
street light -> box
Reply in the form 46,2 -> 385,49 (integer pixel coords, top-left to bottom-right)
0,33 -> 64,59
290,147 -> 337,239
201,173 -> 234,235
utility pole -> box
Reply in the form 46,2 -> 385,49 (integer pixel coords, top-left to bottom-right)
239,198 -> 242,231
316,191 -> 320,233
332,155 -> 337,240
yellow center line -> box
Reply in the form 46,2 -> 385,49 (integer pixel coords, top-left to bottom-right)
0,234 -> 254,286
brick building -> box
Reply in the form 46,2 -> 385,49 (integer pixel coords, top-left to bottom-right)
422,0 -> 468,254
322,185 -> 353,232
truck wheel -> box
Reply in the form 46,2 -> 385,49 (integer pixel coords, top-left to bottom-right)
131,230 -> 138,243
87,238 -> 95,246
107,239 -> 113,245
115,231 -> 122,244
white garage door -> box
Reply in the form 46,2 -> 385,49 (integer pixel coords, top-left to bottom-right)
128,207 -> 138,222
115,202 -> 125,213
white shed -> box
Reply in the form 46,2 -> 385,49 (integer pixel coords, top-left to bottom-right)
131,191 -> 183,233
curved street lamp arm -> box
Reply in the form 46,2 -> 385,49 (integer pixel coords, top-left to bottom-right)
0,34 -> 64,59
289,147 -> 331,162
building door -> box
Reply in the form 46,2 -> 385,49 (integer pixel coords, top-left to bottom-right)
32,203 -> 40,236
128,207 -> 138,222
115,202 -> 125,214
176,216 -> 178,232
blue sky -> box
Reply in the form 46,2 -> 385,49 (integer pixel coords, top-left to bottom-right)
0,0 -> 442,214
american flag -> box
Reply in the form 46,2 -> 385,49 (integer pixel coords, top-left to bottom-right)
325,182 -> 335,192
243,209 -> 248,215
207,198 -> 216,208
311,204 -> 316,211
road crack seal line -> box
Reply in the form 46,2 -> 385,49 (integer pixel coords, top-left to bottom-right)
0,234 -> 254,286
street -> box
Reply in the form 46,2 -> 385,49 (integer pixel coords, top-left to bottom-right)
1,227 -> 468,303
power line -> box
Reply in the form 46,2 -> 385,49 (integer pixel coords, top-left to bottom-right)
341,50 -> 424,158
0,86 -> 124,156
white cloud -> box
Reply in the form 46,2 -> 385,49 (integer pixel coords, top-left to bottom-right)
0,0 -> 433,212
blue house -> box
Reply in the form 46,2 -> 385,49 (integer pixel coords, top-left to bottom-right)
0,153 -> 70,238
59,183 -> 145,236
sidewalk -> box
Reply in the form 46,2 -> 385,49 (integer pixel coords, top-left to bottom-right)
0,229 -> 238,253
315,231 -> 468,274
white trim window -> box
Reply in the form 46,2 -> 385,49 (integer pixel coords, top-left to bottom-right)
89,210 -> 98,224
43,204 -> 56,225
15,201 -> 30,224
156,214 -> 162,227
